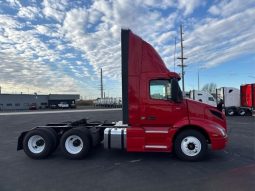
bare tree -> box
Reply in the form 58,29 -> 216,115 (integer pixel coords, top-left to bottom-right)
202,83 -> 217,94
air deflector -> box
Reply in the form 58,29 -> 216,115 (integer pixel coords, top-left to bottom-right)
121,29 -> 129,124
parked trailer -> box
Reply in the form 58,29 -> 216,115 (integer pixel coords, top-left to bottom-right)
216,84 -> 255,116
17,29 -> 227,161
189,90 -> 217,107
94,97 -> 122,108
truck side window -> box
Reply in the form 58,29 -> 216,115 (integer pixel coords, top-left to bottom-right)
208,97 -> 214,101
150,80 -> 171,100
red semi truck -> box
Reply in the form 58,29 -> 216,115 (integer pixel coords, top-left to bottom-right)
216,84 -> 255,116
17,29 -> 227,161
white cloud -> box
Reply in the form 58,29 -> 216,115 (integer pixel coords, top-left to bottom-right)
62,8 -> 89,36
0,14 -> 22,28
0,52 -> 81,94
208,5 -> 220,15
0,14 -> 92,96
178,0 -> 202,16
18,6 -> 42,19
183,7 -> 255,68
35,25 -> 49,34
60,0 -> 178,81
6,0 -> 21,8
41,0 -> 68,22
208,0 -> 255,17
156,31 -> 176,44
0,0 -> 255,97
140,0 -> 175,9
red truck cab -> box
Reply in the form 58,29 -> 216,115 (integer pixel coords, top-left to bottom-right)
120,29 -> 227,160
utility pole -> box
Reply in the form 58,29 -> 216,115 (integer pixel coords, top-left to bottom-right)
100,68 -> 103,99
177,24 -> 187,93
174,37 -> 176,72
0,86 -> 1,94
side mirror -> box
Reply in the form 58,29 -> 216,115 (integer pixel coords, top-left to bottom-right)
171,79 -> 183,103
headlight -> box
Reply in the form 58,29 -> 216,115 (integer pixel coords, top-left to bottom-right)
216,126 -> 226,137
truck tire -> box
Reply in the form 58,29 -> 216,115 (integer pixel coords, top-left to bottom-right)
246,110 -> 252,116
99,128 -> 105,142
226,108 -> 235,116
60,128 -> 91,159
39,127 -> 59,151
174,130 -> 207,161
23,129 -> 55,159
238,108 -> 246,116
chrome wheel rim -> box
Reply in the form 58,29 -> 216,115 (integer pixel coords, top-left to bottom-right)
239,110 -> 245,115
65,135 -> 83,154
181,136 -> 201,157
28,135 -> 45,154
228,110 -> 234,115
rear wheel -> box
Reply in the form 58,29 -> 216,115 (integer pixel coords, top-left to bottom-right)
23,129 -> 55,159
39,128 -> 59,151
226,108 -> 235,116
246,110 -> 252,116
174,130 -> 207,161
60,128 -> 91,159
238,108 -> 246,116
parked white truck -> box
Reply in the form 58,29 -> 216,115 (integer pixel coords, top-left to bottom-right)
189,90 -> 217,107
58,102 -> 69,109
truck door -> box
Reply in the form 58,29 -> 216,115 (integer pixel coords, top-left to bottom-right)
140,79 -> 188,151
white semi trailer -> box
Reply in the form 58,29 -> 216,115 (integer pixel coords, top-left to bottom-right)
216,86 -> 254,116
94,97 -> 122,107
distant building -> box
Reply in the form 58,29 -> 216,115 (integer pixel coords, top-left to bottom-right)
0,94 -> 80,110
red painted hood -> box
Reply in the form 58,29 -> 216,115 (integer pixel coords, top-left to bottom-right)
186,99 -> 227,130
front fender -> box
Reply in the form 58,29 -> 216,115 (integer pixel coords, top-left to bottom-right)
189,118 -> 227,150
168,117 -> 190,151
189,118 -> 226,137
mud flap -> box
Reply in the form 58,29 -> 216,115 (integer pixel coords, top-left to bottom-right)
17,131 -> 28,150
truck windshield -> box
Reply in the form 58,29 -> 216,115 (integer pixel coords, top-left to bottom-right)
150,80 -> 171,100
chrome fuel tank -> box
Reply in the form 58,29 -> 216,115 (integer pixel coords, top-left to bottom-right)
104,128 -> 127,149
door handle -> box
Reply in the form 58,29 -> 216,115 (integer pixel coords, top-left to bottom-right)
147,116 -> 156,120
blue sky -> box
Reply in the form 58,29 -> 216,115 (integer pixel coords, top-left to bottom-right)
0,0 -> 254,98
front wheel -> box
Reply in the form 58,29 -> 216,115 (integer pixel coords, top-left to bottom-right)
174,130 -> 208,161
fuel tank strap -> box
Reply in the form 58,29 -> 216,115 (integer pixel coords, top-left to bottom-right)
108,128 -> 112,149
121,129 -> 124,149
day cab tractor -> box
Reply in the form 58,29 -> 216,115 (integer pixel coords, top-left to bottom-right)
17,29 -> 228,161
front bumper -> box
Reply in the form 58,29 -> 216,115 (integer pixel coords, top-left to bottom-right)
211,135 -> 228,150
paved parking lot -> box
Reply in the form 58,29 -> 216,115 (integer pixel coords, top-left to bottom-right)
0,110 -> 254,191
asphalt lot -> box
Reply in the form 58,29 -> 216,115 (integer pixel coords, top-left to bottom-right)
0,110 -> 254,191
